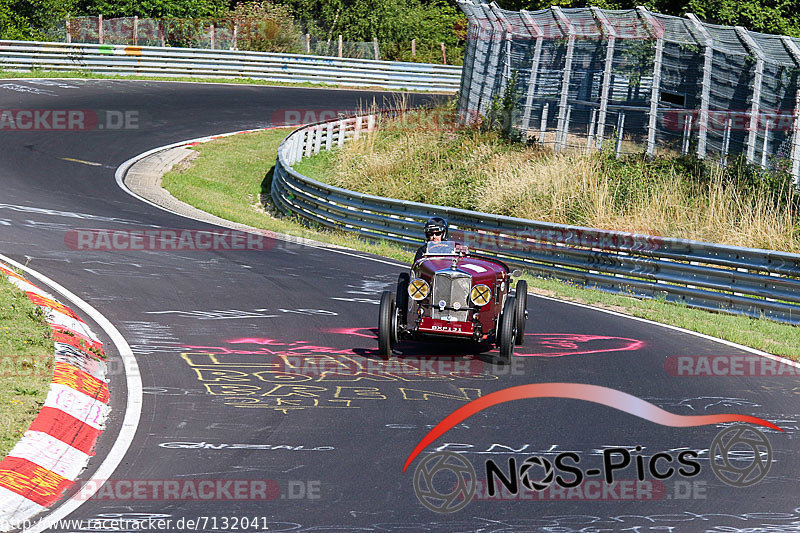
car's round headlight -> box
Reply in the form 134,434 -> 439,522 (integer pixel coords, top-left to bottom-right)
470,284 -> 492,306
408,278 -> 430,301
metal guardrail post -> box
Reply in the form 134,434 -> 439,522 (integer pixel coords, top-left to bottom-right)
638,6 -> 664,157
736,26 -> 765,164
592,7 -> 617,150
686,14 -> 713,160
552,6 -> 574,152
781,36 -> 800,185
519,10 -> 543,139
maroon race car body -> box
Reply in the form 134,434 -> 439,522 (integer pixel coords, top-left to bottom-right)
378,241 -> 527,364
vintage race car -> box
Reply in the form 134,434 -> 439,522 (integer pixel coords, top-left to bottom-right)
378,241 -> 527,364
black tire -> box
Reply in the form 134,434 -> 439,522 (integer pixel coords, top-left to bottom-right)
514,280 -> 527,346
498,295 -> 516,365
396,272 -> 410,330
378,291 -> 396,358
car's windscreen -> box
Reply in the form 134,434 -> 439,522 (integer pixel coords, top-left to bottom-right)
424,241 -> 468,256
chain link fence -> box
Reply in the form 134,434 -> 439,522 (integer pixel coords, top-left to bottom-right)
457,1 -> 800,183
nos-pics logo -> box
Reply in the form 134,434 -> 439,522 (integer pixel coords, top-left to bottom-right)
412,425 -> 773,513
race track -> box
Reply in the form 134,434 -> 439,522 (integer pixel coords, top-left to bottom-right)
1,79 -> 799,532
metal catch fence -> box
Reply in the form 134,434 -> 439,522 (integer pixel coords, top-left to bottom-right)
271,112 -> 800,325
457,1 -> 800,183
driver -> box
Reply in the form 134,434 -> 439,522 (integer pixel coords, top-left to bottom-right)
414,217 -> 448,263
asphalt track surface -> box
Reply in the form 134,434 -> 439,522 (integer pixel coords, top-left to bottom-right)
1,79 -> 799,532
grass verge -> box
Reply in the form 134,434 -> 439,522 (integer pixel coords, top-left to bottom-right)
0,272 -> 53,459
161,128 -> 800,358
0,70 -> 452,94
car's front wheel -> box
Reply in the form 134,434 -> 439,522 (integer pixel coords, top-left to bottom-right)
378,290 -> 397,358
514,280 -> 527,346
498,295 -> 516,365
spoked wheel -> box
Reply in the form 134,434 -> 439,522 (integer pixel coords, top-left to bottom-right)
514,280 -> 527,346
498,295 -> 516,365
395,273 -> 410,343
378,290 -> 397,358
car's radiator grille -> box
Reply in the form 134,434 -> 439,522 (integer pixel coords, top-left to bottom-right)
432,271 -> 471,321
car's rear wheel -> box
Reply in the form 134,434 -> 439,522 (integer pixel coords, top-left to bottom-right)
498,295 -> 516,365
396,273 -> 410,336
378,291 -> 396,358
514,280 -> 527,346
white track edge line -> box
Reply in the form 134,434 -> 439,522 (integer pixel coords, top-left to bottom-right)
527,291 -> 797,365
114,132 -> 408,269
0,254 -> 142,533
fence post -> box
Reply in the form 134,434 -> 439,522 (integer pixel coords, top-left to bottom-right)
374,37 -> 380,61
638,6 -> 664,157
326,121 -> 334,150
338,34 -> 343,58
539,102 -> 549,146
686,14 -> 713,160
615,112 -> 626,158
411,38 -> 416,57
761,118 -> 770,168
794,89 -> 800,185
232,22 -> 237,50
519,11 -> 543,139
314,126 -> 322,155
476,3 -> 502,117
552,6 -> 575,153
586,108 -> 597,153
722,117 -> 731,166
66,16 -> 71,43
337,119 -> 346,147
681,114 -> 693,154
736,26 -> 765,163
781,36 -> 800,184
355,116 -> 363,139
304,129 -> 313,158
592,7 -> 617,149
209,24 -> 215,49
98,14 -> 103,44
295,131 -> 304,162
306,33 -> 310,54
441,42 -> 447,64
561,104 -> 572,150
133,16 -> 138,46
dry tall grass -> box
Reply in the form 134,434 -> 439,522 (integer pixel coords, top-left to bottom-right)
323,118 -> 799,252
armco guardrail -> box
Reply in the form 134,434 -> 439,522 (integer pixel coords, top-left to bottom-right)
0,40 -> 462,92
271,113 -> 800,325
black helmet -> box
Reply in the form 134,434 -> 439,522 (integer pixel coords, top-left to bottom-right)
424,217 -> 448,240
